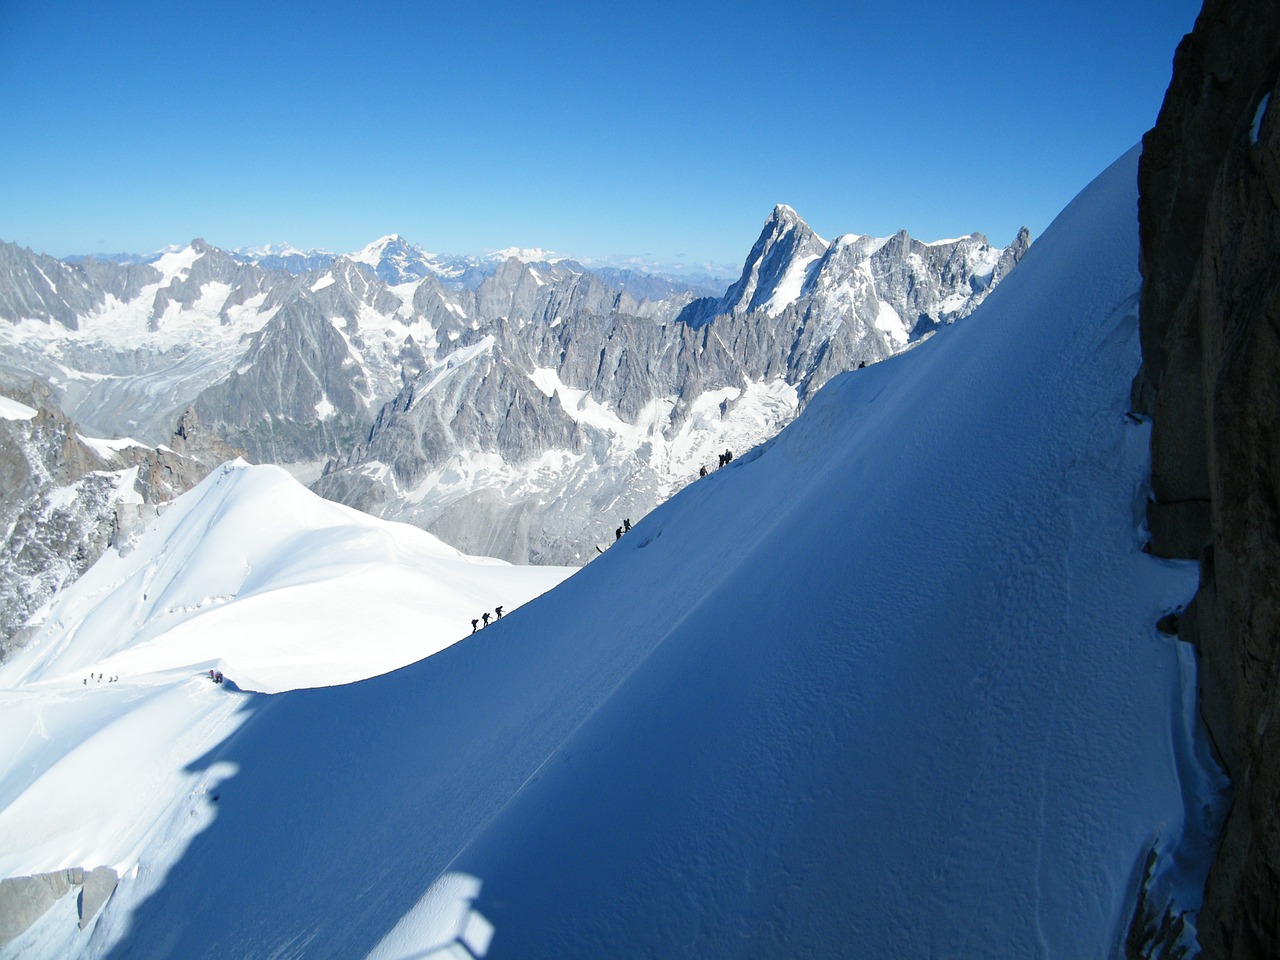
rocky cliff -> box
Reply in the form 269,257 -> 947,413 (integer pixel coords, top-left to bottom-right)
1132,1 -> 1280,956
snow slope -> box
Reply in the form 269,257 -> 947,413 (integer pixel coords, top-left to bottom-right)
2,146 -> 1226,959
0,464 -> 573,956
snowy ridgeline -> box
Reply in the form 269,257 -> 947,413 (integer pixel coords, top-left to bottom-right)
0,147 -> 1227,959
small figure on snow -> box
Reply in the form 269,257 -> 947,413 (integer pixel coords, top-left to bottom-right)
471,618 -> 479,633
616,527 -> 623,541
482,611 -> 491,628
623,518 -> 631,532
495,606 -> 503,619
699,465 -> 707,478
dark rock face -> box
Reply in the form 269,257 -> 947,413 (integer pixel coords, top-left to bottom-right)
1132,1 -> 1280,956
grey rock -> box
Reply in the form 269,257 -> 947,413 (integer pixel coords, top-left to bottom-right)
0,871 -> 73,948
0,864 -> 116,947
77,866 -> 118,929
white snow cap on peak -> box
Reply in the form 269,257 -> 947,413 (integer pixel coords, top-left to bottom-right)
771,203 -> 803,222
763,204 -> 827,247
236,242 -> 321,258
487,246 -> 564,263
350,234 -> 413,265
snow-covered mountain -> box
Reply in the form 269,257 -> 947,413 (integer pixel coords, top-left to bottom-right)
0,146 -> 1227,959
0,213 -> 1027,563
348,235 -> 487,286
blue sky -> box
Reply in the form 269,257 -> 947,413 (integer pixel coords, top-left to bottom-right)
1,0 -> 1201,271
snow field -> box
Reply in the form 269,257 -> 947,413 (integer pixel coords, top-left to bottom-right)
0,461 -> 573,925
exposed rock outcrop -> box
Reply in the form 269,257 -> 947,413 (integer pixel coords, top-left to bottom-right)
0,866 -> 118,948
1132,1 -> 1280,956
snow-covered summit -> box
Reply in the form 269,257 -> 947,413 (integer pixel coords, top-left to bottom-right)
690,204 -> 1027,327
347,234 -> 483,284
234,242 -> 324,259
486,246 -> 566,264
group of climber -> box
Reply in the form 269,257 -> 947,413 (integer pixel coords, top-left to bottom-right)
83,672 -> 118,684
470,605 -> 504,633
698,449 -> 735,478
614,517 -> 633,541
207,669 -> 225,684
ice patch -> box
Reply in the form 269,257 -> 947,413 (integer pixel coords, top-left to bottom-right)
874,299 -> 908,343
76,434 -> 149,458
1252,92 -> 1270,144
763,251 -> 824,317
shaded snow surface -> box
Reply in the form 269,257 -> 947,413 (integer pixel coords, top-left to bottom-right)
3,146 -> 1227,959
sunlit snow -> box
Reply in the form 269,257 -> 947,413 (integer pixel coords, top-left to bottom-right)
0,395 -> 37,420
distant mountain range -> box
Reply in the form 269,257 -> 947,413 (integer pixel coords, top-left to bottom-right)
0,212 -> 1029,563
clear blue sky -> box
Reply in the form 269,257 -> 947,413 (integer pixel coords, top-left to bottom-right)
0,0 -> 1202,271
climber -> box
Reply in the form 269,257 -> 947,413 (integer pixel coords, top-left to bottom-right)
471,618 -> 479,633
495,605 -> 503,619
482,611 -> 491,627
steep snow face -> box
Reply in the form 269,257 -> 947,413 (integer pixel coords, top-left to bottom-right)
0,147 -> 1227,958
